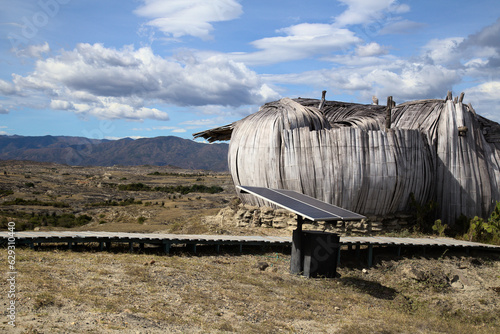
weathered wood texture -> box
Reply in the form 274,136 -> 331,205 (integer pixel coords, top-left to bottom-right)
195,95 -> 500,225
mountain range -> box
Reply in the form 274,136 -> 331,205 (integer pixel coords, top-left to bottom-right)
0,135 -> 229,171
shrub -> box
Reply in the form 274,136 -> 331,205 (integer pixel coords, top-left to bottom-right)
432,219 -> 447,237
408,193 -> 438,233
464,202 -> 500,245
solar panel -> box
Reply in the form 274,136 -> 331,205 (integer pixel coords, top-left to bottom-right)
237,185 -> 365,222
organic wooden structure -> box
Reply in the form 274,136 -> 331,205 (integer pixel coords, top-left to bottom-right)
194,92 -> 500,225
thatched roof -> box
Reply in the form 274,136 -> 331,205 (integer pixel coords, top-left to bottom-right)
193,93 -> 500,224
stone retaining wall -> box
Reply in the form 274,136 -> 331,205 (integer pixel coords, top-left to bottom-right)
203,204 -> 413,235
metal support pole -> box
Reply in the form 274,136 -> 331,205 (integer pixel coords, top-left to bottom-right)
368,245 -> 373,267
290,216 -> 304,274
129,242 -> 134,253
163,242 -> 171,255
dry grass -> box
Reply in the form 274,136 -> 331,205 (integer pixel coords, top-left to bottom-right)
2,163 -> 500,333
2,247 -> 499,333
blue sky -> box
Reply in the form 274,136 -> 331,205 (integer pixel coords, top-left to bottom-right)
1,0 -> 500,142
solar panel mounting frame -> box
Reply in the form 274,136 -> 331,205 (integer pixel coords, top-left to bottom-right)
237,185 -> 365,222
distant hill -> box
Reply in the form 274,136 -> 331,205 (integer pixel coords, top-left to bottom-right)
0,135 -> 229,171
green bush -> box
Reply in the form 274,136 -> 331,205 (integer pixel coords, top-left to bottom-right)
0,211 -> 92,230
464,202 -> 500,245
0,189 -> 13,196
432,219 -> 447,237
1,198 -> 69,208
88,198 -> 142,207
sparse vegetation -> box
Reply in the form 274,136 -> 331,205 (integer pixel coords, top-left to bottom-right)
118,182 -> 224,194
432,219 -> 448,237
463,202 -> 500,245
148,171 -> 209,177
1,248 -> 498,333
0,189 -> 13,196
408,193 -> 438,233
87,198 -> 143,207
1,198 -> 69,208
0,211 -> 92,230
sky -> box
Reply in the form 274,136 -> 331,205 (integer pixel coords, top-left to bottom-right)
1,0 -> 500,142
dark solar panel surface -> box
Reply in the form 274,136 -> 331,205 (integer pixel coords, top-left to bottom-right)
237,186 -> 365,221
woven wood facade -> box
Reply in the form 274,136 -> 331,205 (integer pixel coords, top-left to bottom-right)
194,93 -> 500,224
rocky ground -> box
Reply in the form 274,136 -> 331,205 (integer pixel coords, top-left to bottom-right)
0,161 -> 499,333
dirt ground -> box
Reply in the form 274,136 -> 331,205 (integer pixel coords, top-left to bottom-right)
1,246 -> 499,334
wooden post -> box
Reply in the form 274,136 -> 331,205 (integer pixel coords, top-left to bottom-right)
459,92 -> 465,103
318,90 -> 327,111
446,91 -> 452,101
385,96 -> 393,131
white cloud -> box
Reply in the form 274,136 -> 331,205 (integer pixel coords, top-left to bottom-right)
153,126 -> 177,130
4,43 -> 279,121
421,37 -> 464,65
15,42 -> 50,58
355,42 -> 388,56
230,23 -> 361,65
0,106 -> 9,114
264,61 -> 460,103
134,0 -> 242,40
50,99 -> 73,110
334,0 -> 410,27
464,81 -> 500,121
365,63 -> 461,100
0,79 -> 15,95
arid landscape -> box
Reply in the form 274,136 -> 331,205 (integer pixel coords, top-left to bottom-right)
1,161 -> 499,333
